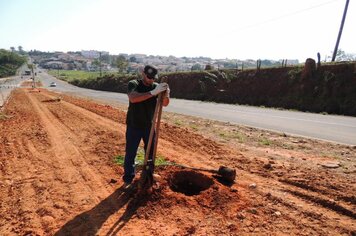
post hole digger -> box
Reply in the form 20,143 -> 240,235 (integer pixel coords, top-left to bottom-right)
138,90 -> 165,192
137,91 -> 236,194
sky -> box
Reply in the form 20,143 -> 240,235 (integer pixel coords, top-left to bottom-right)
0,0 -> 355,62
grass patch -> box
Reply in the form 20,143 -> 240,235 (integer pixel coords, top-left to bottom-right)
174,120 -> 183,126
218,132 -> 226,138
190,124 -> 199,131
259,137 -> 272,146
233,132 -> 246,143
282,143 -> 295,150
218,130 -> 245,143
48,70 -> 113,82
114,148 -> 172,166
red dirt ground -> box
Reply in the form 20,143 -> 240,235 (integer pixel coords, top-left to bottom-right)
0,88 -> 355,235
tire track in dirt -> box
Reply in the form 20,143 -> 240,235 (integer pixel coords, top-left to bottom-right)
36,92 -> 126,173
285,189 -> 355,218
26,90 -> 112,195
281,177 -> 356,205
0,90 -> 58,234
13,89 -> 123,234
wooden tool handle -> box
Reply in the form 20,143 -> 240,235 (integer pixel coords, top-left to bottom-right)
152,93 -> 164,163
143,93 -> 162,166
143,76 -> 168,167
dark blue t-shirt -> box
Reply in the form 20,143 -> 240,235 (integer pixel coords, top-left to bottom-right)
126,79 -> 158,128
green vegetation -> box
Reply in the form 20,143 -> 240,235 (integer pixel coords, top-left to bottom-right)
48,69 -> 113,82
218,130 -> 245,143
114,55 -> 128,73
259,137 -> 272,146
174,120 -> 183,126
0,49 -> 26,78
282,143 -> 295,150
287,66 -> 303,81
230,132 -> 246,143
48,69 -> 137,93
114,148 -> 171,166
189,124 -> 199,131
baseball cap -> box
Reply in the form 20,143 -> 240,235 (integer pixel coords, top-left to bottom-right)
144,65 -> 158,80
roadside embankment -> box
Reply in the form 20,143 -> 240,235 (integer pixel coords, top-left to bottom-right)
58,61 -> 356,116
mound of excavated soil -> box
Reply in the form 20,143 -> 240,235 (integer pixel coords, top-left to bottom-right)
0,88 -> 355,235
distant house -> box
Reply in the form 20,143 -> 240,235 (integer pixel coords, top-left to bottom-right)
81,50 -> 109,59
42,61 -> 64,69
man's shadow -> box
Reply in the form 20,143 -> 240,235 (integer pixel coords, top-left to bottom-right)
54,183 -> 148,236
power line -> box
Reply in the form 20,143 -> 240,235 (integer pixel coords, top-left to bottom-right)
231,0 -> 341,33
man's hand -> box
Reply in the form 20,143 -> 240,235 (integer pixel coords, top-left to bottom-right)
150,83 -> 168,96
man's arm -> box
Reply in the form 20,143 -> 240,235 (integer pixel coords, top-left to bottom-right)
129,91 -> 170,106
128,83 -> 169,103
128,91 -> 154,103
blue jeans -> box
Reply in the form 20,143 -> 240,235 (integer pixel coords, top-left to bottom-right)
123,125 -> 155,183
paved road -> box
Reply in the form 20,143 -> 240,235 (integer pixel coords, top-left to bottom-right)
5,70 -> 356,145
0,64 -> 30,107
0,76 -> 25,107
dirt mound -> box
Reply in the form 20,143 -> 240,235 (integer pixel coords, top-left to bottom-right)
0,88 -> 355,235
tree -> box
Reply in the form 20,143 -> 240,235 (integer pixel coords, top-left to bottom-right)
100,54 -> 110,64
335,49 -> 355,61
115,55 -> 128,73
0,49 -> 26,77
92,59 -> 100,68
129,56 -> 137,63
10,47 -> 15,52
18,46 -> 24,54
328,49 -> 356,61
205,64 -> 214,70
0,49 -> 25,65
191,63 -> 202,71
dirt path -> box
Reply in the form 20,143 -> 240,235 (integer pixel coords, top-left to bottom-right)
0,88 -> 355,235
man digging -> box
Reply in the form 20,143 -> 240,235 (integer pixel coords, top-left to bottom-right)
123,65 -> 170,190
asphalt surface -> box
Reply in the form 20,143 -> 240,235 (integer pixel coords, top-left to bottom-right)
0,64 -> 30,107
0,76 -> 23,108
3,70 -> 356,145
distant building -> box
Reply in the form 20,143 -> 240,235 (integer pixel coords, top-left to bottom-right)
81,50 -> 109,59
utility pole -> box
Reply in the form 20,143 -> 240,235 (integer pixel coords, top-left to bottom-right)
332,0 -> 349,62
31,66 -> 35,88
99,52 -> 102,77
28,63 -> 35,88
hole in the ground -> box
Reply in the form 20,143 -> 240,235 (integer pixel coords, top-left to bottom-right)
169,170 -> 214,196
